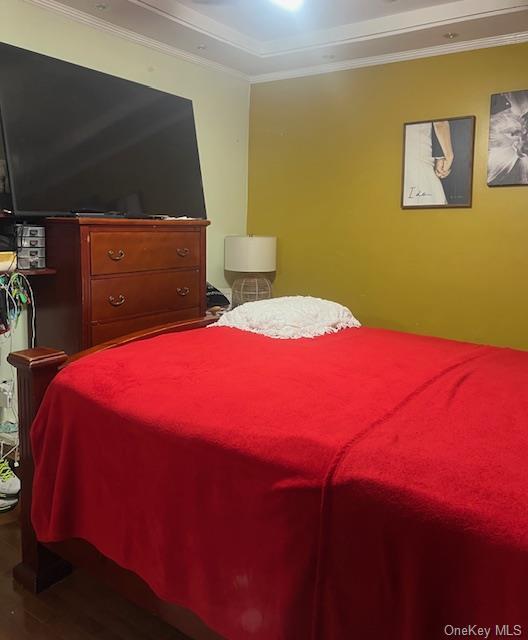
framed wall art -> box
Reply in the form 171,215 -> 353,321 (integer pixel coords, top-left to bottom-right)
402,116 -> 475,209
488,90 -> 528,187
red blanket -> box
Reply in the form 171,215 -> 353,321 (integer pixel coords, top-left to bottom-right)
31,327 -> 528,639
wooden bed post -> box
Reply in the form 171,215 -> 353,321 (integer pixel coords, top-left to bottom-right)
7,347 -> 72,593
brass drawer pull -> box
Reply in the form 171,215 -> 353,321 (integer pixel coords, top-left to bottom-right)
177,287 -> 190,297
177,248 -> 190,257
108,294 -> 126,307
108,249 -> 125,261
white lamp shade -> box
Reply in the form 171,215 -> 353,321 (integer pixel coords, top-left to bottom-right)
225,236 -> 277,272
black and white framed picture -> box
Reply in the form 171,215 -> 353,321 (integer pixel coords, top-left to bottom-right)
488,90 -> 528,187
401,116 -> 476,209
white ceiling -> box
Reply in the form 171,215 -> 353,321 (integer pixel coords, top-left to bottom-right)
29,0 -> 528,81
176,0 -> 459,40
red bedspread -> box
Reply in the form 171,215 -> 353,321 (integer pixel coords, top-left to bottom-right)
31,327 -> 528,639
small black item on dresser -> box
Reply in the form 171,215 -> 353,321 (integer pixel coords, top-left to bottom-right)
206,283 -> 229,309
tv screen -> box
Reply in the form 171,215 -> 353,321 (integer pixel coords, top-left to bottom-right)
0,43 -> 207,218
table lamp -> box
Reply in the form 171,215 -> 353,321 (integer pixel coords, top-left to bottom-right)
225,235 -> 277,308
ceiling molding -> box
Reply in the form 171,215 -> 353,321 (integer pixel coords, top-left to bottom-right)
250,29 -> 528,83
131,0 -> 528,57
130,0 -> 259,55
27,0 -> 528,60
258,0 -> 528,55
21,0 -> 528,86
22,0 -> 250,80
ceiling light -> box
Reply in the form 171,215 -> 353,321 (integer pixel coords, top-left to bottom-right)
443,32 -> 459,39
197,44 -> 207,50
270,0 -> 304,11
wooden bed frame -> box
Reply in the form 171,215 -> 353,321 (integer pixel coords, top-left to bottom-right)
8,316 -> 223,640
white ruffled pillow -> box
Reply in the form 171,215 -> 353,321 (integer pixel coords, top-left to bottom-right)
211,296 -> 361,339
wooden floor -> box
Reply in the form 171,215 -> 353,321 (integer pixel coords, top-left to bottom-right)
0,508 -> 189,640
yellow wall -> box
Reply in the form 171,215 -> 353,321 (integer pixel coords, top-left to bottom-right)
248,43 -> 528,349
0,0 -> 250,288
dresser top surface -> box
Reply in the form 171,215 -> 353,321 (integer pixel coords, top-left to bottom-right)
45,217 -> 210,228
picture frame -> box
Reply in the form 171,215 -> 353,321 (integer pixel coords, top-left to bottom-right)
487,90 -> 528,187
401,116 -> 476,209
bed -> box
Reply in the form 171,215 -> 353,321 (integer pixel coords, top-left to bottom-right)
9,315 -> 528,640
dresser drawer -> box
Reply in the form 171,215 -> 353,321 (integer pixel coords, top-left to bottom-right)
91,270 -> 200,322
90,230 -> 200,275
91,307 -> 201,345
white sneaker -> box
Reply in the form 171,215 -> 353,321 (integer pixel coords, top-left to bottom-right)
0,497 -> 17,513
0,458 -> 20,499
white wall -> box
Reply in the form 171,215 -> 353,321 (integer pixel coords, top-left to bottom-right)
0,0 -> 250,288
0,309 -> 27,447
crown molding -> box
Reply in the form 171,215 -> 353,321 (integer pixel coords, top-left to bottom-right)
258,0 -> 528,55
250,30 -> 528,83
21,0 -> 528,86
130,0 -> 259,55
22,0 -> 250,81
25,0 -> 528,60
129,0 -> 528,57
116,0 -> 528,58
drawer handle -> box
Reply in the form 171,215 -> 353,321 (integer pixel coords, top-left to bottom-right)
177,248 -> 190,257
108,294 -> 126,307
108,249 -> 125,261
177,287 -> 190,297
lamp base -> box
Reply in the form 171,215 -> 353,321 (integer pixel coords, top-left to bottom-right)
231,276 -> 272,308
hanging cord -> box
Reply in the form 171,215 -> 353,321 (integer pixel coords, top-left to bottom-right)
4,272 -> 36,348
0,270 -> 36,467
0,276 -> 18,332
10,272 -> 36,348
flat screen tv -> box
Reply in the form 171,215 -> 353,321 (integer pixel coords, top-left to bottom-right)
0,43 -> 207,218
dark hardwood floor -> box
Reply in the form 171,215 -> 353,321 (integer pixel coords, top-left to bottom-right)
0,508 -> 188,640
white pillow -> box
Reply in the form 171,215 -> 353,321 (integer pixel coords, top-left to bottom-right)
211,296 -> 361,339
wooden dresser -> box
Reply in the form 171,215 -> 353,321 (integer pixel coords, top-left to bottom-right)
31,217 -> 209,354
